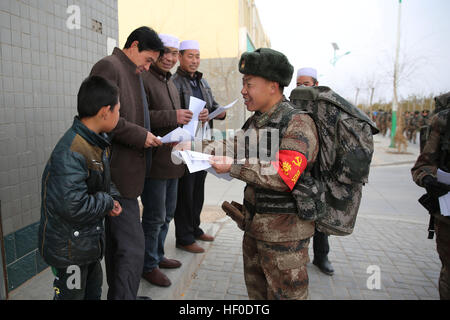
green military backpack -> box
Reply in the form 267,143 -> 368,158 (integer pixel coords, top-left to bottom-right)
290,86 -> 379,236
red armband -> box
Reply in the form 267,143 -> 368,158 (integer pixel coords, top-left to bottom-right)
271,150 -> 308,190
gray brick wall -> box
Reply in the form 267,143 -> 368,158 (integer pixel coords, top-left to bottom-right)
0,0 -> 118,292
0,0 -> 118,236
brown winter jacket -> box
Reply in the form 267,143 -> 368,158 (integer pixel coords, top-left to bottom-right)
90,47 -> 149,198
142,64 -> 186,179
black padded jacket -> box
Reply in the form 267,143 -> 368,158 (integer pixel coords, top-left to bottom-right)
38,117 -> 120,268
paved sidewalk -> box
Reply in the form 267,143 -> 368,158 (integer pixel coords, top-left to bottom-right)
181,215 -> 440,300
9,133 -> 442,300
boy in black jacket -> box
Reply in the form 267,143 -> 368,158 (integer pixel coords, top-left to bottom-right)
38,76 -> 122,300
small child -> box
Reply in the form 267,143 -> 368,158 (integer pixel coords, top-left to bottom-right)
38,75 -> 122,300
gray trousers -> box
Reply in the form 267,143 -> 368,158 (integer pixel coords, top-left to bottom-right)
105,197 -> 145,300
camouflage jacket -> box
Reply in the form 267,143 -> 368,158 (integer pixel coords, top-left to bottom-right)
412,109 -> 450,224
203,98 -> 319,242
412,109 -> 450,185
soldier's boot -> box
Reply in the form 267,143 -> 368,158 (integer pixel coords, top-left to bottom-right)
313,256 -> 334,276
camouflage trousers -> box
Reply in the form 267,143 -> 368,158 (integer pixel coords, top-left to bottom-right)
435,219 -> 450,300
242,233 -> 310,300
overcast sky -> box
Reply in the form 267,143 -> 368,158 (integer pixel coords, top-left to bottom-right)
254,0 -> 450,105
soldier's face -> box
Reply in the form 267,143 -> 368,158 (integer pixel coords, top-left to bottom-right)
241,75 -> 276,113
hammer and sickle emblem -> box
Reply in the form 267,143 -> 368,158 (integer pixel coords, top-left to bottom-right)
292,156 -> 302,167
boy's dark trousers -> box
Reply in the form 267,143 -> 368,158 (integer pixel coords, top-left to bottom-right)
105,197 -> 145,300
52,261 -> 102,300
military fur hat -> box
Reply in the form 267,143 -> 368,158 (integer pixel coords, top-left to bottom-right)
238,48 -> 294,87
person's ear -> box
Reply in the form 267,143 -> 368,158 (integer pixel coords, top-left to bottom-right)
99,105 -> 110,120
271,82 -> 279,94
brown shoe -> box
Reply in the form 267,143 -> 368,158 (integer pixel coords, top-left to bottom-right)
176,242 -> 205,253
159,257 -> 182,269
142,268 -> 171,287
196,233 -> 215,242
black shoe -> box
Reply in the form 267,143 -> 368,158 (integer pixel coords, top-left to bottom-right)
313,258 -> 334,276
137,296 -> 152,300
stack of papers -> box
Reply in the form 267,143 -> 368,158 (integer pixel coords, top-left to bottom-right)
157,98 -> 238,143
437,169 -> 450,217
171,150 -> 233,181
157,96 -> 206,143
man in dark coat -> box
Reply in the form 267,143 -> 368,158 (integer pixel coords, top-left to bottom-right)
89,26 -> 164,300
172,40 -> 226,253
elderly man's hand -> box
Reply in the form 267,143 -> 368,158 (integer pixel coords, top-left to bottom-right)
199,108 -> 209,123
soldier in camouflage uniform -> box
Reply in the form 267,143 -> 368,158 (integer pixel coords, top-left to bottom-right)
408,111 -> 420,144
380,111 -> 388,137
206,48 -> 319,300
411,105 -> 450,300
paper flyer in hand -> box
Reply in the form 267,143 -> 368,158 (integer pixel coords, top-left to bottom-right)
183,96 -> 206,137
208,99 -> 238,120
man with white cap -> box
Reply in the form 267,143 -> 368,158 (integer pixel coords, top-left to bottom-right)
296,67 -> 319,87
140,34 -> 191,287
296,67 -> 335,277
172,40 -> 226,253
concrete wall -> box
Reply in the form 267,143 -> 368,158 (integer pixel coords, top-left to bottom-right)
118,0 -> 240,59
0,0 -> 118,294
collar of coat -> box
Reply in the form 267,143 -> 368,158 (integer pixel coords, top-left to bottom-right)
112,47 -> 141,74
253,96 -> 288,129
149,63 -> 172,81
72,117 -> 111,150
176,66 -> 203,81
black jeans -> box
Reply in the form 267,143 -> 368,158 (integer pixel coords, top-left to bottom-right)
105,197 -> 145,300
52,261 -> 102,300
313,229 -> 330,260
174,171 -> 207,245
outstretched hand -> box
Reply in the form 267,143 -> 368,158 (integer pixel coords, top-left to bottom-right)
209,156 -> 233,174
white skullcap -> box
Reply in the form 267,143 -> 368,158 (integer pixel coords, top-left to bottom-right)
159,34 -> 180,49
179,40 -> 200,51
297,67 -> 318,79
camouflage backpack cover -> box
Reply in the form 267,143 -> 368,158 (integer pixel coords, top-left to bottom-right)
290,86 -> 379,235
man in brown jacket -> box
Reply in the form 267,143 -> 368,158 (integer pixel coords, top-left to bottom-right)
140,34 -> 192,287
89,26 -> 164,300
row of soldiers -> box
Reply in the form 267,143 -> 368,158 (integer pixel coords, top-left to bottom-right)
373,110 -> 431,143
